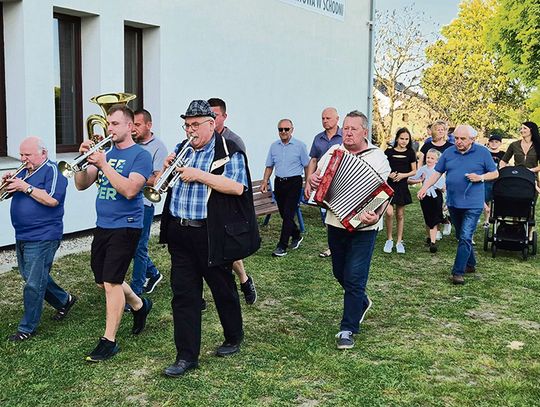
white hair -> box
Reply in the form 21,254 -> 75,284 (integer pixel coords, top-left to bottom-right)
454,124 -> 477,139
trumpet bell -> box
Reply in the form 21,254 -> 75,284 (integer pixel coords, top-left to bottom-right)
58,161 -> 74,178
143,186 -> 162,203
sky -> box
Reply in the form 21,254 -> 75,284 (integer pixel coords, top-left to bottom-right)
375,0 -> 462,37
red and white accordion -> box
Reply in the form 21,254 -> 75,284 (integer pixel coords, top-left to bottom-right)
310,148 -> 394,231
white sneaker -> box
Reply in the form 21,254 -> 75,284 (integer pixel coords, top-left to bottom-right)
396,241 -> 405,254
436,231 -> 443,241
383,240 -> 393,253
443,223 -> 452,236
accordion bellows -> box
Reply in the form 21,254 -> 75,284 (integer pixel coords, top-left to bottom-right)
312,149 -> 394,231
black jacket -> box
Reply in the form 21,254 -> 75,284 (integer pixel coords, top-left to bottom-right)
159,132 -> 260,266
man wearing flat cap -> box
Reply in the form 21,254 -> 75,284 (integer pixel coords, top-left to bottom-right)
159,100 -> 260,377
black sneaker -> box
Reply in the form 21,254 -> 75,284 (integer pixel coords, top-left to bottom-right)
272,247 -> 287,257
336,331 -> 354,349
132,298 -> 153,335
52,294 -> 78,321
143,272 -> 163,294
86,337 -> 119,362
429,242 -> 438,253
240,275 -> 257,305
289,236 -> 304,250
8,331 -> 34,342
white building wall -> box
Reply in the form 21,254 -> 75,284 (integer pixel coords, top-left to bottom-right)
0,0 -> 373,247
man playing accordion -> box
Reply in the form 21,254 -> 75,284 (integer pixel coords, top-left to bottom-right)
307,110 -> 390,350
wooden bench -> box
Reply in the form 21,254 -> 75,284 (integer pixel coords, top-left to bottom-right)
251,179 -> 305,232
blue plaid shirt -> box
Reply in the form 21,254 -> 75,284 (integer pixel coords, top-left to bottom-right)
169,136 -> 248,220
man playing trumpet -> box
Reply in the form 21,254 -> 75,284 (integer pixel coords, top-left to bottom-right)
74,104 -> 153,362
159,100 -> 259,377
3,136 -> 76,341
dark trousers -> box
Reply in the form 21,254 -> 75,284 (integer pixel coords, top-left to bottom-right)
274,176 -> 302,249
167,221 -> 243,362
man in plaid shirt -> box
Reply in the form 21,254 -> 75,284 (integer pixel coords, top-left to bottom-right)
160,100 -> 259,377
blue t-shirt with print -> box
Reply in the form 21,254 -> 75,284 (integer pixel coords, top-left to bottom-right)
435,144 -> 496,209
95,144 -> 152,228
10,160 -> 67,241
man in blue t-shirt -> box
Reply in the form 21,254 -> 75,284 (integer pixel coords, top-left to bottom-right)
3,136 -> 76,341
75,104 -> 152,362
418,125 -> 498,285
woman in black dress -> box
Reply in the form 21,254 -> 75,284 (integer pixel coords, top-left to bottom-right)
383,128 -> 417,254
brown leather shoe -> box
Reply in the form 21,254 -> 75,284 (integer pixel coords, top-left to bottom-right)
452,274 -> 465,285
465,266 -> 476,273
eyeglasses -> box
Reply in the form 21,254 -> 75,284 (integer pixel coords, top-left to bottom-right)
182,119 -> 212,131
278,127 -> 291,132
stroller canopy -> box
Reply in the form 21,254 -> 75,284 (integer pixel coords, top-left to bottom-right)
493,166 -> 537,201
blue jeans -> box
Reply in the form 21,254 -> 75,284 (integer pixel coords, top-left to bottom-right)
131,204 -> 159,295
16,239 -> 68,334
447,207 -> 483,275
328,226 -> 377,333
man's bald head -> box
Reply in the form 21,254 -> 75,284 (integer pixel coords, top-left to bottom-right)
321,107 -> 339,133
19,136 -> 48,170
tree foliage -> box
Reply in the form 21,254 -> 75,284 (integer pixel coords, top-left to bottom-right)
373,6 -> 433,144
421,0 -> 526,134
487,0 -> 540,122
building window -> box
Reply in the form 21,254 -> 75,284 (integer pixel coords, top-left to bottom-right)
124,26 -> 143,111
53,13 -> 83,153
0,4 -> 6,157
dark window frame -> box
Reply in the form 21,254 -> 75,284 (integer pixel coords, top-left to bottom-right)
54,12 -> 83,153
124,26 -> 143,111
0,5 -> 7,157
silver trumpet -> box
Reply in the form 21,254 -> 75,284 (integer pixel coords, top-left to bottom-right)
143,137 -> 194,203
57,135 -> 113,178
0,162 -> 26,201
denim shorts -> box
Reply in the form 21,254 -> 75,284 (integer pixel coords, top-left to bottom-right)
90,227 -> 142,284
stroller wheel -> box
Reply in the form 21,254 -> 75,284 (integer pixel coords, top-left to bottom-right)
531,231 -> 537,256
491,243 -> 497,258
522,246 -> 529,260
483,227 -> 490,251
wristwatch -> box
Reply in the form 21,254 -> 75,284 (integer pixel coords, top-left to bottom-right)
480,175 -> 485,183
25,186 -> 34,195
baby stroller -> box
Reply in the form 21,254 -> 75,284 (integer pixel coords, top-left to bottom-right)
483,166 -> 537,259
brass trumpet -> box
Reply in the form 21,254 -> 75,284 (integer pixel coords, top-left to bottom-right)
0,162 -> 27,201
58,135 -> 113,177
143,137 -> 195,203
58,92 -> 136,178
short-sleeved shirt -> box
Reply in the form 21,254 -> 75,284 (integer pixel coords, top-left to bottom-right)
317,143 -> 391,231
169,135 -> 248,220
309,128 -> 343,160
221,127 -> 246,153
139,135 -> 168,207
95,144 -> 152,229
490,150 -> 505,167
265,138 -> 310,178
10,159 -> 68,241
420,140 -> 454,157
410,165 -> 445,198
501,140 -> 539,169
435,144 -> 497,209
384,148 -> 416,174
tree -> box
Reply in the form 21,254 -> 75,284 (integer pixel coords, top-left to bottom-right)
373,6 -> 434,145
421,0 -> 527,135
487,0 -> 540,122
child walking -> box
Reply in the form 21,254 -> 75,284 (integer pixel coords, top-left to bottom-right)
383,127 -> 417,254
409,149 -> 446,253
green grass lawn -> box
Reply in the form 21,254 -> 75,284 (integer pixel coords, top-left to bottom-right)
1,197 -> 539,406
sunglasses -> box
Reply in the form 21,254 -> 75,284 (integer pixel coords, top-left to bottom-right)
278,127 -> 291,132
